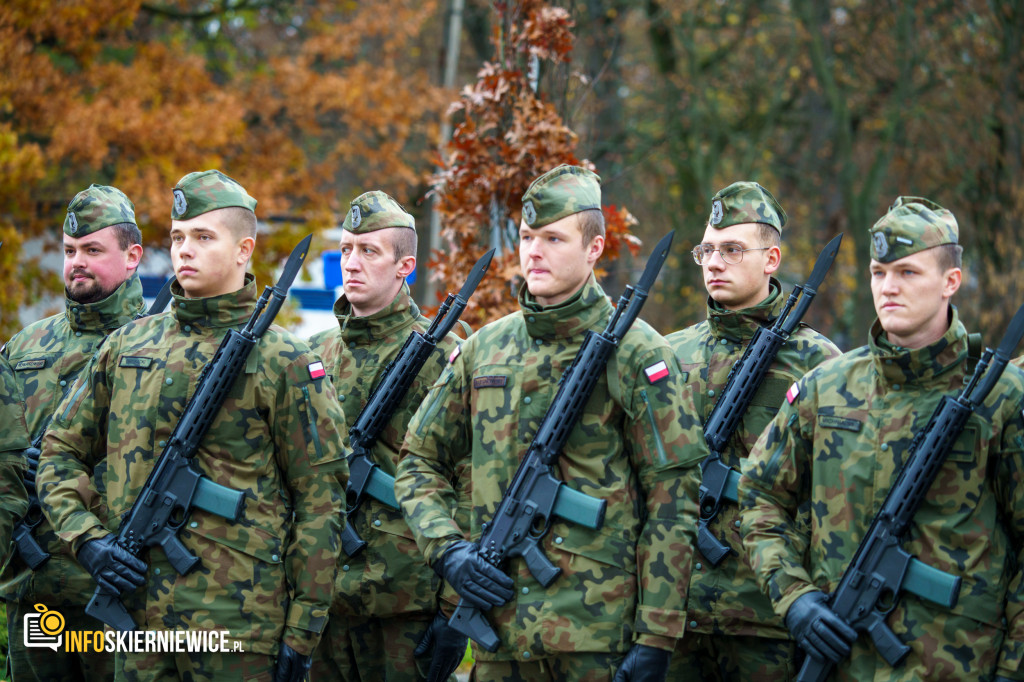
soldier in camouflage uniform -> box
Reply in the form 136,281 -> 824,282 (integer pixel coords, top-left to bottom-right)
0,354 -> 30,568
2,183 -> 145,682
307,190 -> 467,681
739,197 -> 1024,682
395,165 -> 707,682
37,170 -> 349,682
666,182 -> 841,681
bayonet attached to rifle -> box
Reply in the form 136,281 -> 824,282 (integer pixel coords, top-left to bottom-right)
340,249 -> 495,557
85,235 -> 312,631
697,234 -> 842,567
449,232 -> 674,653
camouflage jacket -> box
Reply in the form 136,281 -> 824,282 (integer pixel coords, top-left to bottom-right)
1,273 -> 145,603
740,309 -> 1024,681
38,277 -> 348,656
395,275 -> 707,661
666,281 -> 840,638
0,355 -> 30,569
308,284 -> 465,619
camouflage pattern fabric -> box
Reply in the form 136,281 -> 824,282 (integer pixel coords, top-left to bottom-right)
170,169 -> 256,220
341,190 -> 416,234
117,649 -> 274,682
314,612 -> 433,681
471,651 -> 623,681
307,283 -> 465,680
869,196 -> 958,263
1,273 -> 144,682
396,275 -> 707,662
37,276 -> 348,656
706,181 -> 787,232
665,282 -> 840,649
62,184 -> 137,238
0,354 -> 30,568
520,165 -> 602,228
671,632 -> 797,682
739,308 -> 1024,681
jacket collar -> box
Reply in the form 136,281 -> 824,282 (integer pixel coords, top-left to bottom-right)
331,282 -> 420,344
64,272 -> 146,333
170,274 -> 258,330
870,306 -> 966,387
519,273 -> 612,340
705,278 -> 782,342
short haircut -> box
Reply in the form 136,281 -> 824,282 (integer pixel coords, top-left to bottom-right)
389,227 -> 418,261
757,223 -> 781,248
935,243 -> 963,271
578,209 -> 605,245
110,223 -> 143,249
214,207 -> 258,240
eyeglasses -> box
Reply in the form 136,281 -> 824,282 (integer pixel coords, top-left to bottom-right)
692,243 -> 770,265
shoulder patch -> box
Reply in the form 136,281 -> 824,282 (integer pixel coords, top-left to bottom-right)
644,360 -> 669,384
14,359 -> 46,371
308,361 -> 326,380
786,382 -> 800,404
473,375 -> 507,389
449,345 -> 461,364
119,356 -> 154,369
818,414 -> 862,432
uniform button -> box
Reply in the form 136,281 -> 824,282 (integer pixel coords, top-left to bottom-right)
339,394 -> 346,402
528,316 -> 536,323
735,520 -> 741,528
154,568 -> 161,575
348,342 -> 356,349
183,325 -> 192,332
374,519 -> 382,527
523,396 -> 532,405
554,537 -> 563,544
534,338 -> 542,346
690,620 -> 698,628
271,554 -> 280,562
695,562 -> 703,570
189,521 -> 198,528
893,384 -> 901,391
720,339 -> 728,345
75,331 -> 82,337
522,652 -> 531,659
165,378 -> 173,385
60,379 -> 67,387
707,389 -> 715,397
881,443 -> 889,451
159,440 -> 166,447
521,587 -> 529,595
342,564 -> 350,571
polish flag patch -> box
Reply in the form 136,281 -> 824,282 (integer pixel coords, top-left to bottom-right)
308,361 -> 326,380
786,381 -> 800,404
449,345 -> 461,364
644,360 -> 670,384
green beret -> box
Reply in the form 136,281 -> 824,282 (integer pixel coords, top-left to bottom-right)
171,170 -> 257,221
869,196 -> 958,263
707,181 -> 787,233
341,191 -> 415,233
520,165 -> 601,229
63,184 -> 136,238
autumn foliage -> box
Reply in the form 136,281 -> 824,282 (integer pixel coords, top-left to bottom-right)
427,0 -> 640,327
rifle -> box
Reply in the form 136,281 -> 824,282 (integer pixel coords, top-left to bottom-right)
85,235 -> 312,631
697,234 -> 842,566
15,275 -> 176,570
341,249 -> 495,557
795,301 -> 1024,682
449,232 -> 675,653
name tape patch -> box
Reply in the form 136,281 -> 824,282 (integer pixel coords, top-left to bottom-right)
14,359 -> 46,371
818,415 -> 862,432
473,375 -> 507,389
119,356 -> 154,369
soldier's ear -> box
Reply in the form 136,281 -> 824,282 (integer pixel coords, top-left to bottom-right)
585,234 -> 605,265
942,267 -> 962,299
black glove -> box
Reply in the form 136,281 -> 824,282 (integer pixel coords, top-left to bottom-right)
273,641 -> 312,682
22,446 -> 40,491
434,540 -> 514,611
785,590 -> 857,665
612,643 -> 671,682
77,535 -> 147,597
415,611 -> 468,682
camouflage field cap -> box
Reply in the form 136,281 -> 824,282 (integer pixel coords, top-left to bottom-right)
520,165 -> 602,229
63,184 -> 137,237
869,196 -> 958,263
171,170 -> 257,221
341,191 -> 415,233
707,181 -> 787,233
